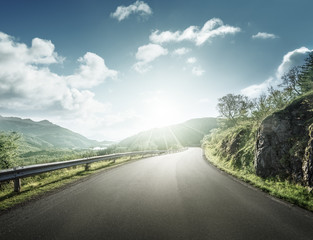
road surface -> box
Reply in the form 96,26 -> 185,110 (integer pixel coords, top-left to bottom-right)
1,148 -> 313,240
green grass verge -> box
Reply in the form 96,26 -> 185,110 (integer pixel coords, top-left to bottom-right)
203,146 -> 313,212
0,154 -> 152,211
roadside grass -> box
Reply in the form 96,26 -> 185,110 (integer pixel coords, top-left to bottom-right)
0,154 -> 151,211
203,146 -> 313,212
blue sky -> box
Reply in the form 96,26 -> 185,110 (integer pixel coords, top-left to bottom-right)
0,0 -> 312,140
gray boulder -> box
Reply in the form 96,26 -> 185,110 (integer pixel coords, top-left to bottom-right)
255,93 -> 313,186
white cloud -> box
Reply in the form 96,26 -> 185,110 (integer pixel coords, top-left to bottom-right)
111,1 -> 152,21
187,57 -> 197,64
252,32 -> 278,39
150,18 -> 241,46
133,62 -> 152,74
192,66 -> 205,76
30,38 -> 65,64
276,47 -> 311,78
133,43 -> 168,73
0,32 -> 63,65
135,43 -> 168,62
241,77 -> 274,98
150,30 -> 181,44
66,52 -> 117,89
172,47 -> 190,56
0,32 -> 117,117
241,47 -> 312,97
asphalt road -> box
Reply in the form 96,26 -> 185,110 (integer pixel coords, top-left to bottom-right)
1,148 -> 313,240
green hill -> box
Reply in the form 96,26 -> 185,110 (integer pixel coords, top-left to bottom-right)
0,116 -> 105,150
118,117 -> 217,151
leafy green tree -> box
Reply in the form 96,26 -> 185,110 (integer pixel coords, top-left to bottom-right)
217,94 -> 253,126
251,94 -> 272,123
280,53 -> 313,96
300,51 -> 313,93
0,132 -> 20,169
280,66 -> 302,96
267,86 -> 291,110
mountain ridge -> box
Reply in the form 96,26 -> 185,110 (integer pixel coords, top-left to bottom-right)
0,115 -> 112,150
117,117 -> 217,151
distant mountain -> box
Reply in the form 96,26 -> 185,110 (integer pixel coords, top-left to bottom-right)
0,116 -> 110,150
118,117 -> 217,151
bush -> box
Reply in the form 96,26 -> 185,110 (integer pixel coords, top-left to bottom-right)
0,132 -> 20,169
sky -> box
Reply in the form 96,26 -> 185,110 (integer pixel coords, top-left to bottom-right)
0,0 -> 312,141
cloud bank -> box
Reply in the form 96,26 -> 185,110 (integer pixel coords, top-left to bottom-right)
150,18 -> 241,46
0,32 -> 117,116
66,52 -> 117,89
276,47 -> 311,78
241,47 -> 312,97
111,1 -> 152,21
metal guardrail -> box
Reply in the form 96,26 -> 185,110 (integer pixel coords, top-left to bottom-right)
0,150 -> 166,192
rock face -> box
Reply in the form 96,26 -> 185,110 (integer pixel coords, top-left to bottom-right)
303,124 -> 313,186
255,93 -> 313,186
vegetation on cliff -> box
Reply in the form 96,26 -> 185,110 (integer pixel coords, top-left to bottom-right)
203,52 -> 313,210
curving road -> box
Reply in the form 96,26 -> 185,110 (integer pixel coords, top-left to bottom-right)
1,148 -> 313,240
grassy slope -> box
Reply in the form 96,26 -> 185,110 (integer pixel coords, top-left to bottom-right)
0,116 -> 99,149
202,92 -> 313,211
203,147 -> 313,211
0,116 -> 116,167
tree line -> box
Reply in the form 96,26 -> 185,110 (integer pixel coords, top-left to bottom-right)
217,52 -> 313,126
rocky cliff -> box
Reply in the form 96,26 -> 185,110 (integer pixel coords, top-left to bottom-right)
255,93 -> 313,186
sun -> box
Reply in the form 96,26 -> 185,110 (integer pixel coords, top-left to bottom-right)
144,97 -> 181,129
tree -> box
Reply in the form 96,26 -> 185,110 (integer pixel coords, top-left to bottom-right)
217,94 -> 253,125
251,94 -> 272,123
0,132 -> 20,169
280,66 -> 302,96
267,86 -> 290,110
279,52 -> 313,96
300,51 -> 313,93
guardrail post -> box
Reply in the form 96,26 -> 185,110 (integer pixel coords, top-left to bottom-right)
14,178 -> 21,193
85,163 -> 90,171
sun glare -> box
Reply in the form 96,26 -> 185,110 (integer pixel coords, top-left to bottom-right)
145,97 -> 181,129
